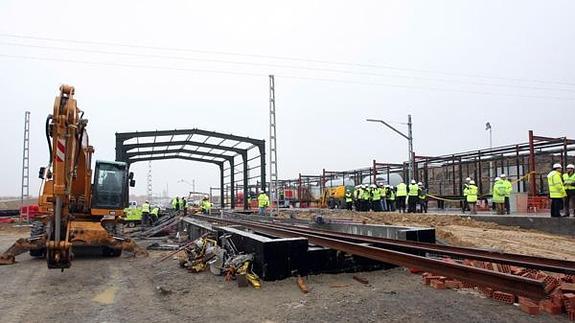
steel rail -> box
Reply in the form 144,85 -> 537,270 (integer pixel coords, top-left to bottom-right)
202,213 -> 575,274
249,219 -> 575,274
196,215 -> 546,300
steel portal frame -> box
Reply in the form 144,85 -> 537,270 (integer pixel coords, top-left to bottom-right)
115,129 -> 266,209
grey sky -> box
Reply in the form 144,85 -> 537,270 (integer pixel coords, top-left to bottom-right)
1,0 -> 574,197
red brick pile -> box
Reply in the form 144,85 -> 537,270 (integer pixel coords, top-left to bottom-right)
415,259 -> 575,320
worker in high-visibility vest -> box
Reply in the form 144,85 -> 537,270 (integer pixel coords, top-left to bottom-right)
465,180 -> 479,215
462,177 -> 471,213
386,185 -> 396,212
370,184 -> 382,212
418,182 -> 428,213
150,207 -> 159,225
141,200 -> 151,226
492,177 -> 506,215
563,164 -> 575,217
257,191 -> 270,216
200,196 -> 212,215
407,180 -> 420,213
345,189 -> 353,210
396,182 -> 407,213
500,174 -> 513,215
548,163 -> 567,218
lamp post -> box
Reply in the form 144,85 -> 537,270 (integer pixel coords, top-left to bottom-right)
367,114 -> 414,181
485,122 -> 493,149
178,179 -> 195,193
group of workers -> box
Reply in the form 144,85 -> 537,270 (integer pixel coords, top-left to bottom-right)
548,163 -> 575,217
140,200 -> 160,226
346,180 -> 428,213
171,196 -> 188,215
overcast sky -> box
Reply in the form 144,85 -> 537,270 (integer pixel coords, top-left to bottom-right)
1,0 -> 574,197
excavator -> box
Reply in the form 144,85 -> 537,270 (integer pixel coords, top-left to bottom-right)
0,85 -> 147,270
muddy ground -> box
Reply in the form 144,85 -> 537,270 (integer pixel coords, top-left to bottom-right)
0,224 -> 568,323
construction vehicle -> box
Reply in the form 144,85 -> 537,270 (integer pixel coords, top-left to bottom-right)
320,185 -> 355,209
0,85 -> 146,269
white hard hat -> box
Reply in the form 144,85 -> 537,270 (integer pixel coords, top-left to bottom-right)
553,163 -> 562,169
500,174 -> 506,178
567,164 -> 575,169
370,184 -> 376,188
465,177 -> 471,181
417,182 -> 423,186
469,180 -> 476,185
411,180 -> 416,184
495,177 -> 500,181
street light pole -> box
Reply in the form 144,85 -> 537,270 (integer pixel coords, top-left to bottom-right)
366,114 -> 414,181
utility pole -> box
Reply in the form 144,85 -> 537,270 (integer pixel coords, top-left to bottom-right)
269,75 -> 279,216
146,161 -> 152,202
367,114 -> 414,181
20,111 -> 31,224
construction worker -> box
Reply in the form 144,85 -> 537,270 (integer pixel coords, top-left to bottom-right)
200,196 -> 212,215
150,206 -> 159,225
141,200 -> 151,226
492,177 -> 506,215
359,184 -> 369,212
462,177 -> 471,213
418,182 -> 428,213
563,164 -> 575,217
370,184 -> 382,212
353,185 -> 361,211
345,189 -> 353,210
181,197 -> 187,216
386,185 -> 396,212
171,197 -> 180,211
407,180 -> 420,213
500,174 -> 512,215
396,181 -> 407,213
257,191 -> 270,216
465,180 -> 479,215
379,184 -> 387,212
548,163 -> 566,218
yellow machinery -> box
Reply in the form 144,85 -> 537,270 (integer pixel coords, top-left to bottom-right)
0,85 -> 146,269
320,185 -> 353,209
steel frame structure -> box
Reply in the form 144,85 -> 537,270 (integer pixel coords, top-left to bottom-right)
115,129 -> 266,209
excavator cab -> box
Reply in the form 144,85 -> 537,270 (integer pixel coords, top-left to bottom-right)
92,161 -> 129,214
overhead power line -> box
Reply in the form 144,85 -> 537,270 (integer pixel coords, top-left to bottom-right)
1,32 -> 574,87
1,53 -> 574,101
0,41 -> 572,93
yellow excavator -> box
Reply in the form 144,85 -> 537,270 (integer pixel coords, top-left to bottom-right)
0,85 -> 147,269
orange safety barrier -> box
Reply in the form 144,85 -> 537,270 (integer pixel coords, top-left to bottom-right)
527,196 -> 550,213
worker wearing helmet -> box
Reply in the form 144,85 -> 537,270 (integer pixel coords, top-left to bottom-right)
386,185 -> 396,212
465,180 -> 479,214
548,164 -> 567,217
407,180 -> 420,213
370,184 -> 382,212
492,177 -> 506,215
462,177 -> 472,213
417,182 -> 428,213
257,191 -> 270,216
345,189 -> 353,210
396,181 -> 407,213
141,200 -> 151,226
563,164 -> 575,217
500,174 -> 512,215
353,185 -> 361,211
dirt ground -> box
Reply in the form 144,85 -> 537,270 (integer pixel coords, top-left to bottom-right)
0,225 -> 569,323
278,209 -> 575,261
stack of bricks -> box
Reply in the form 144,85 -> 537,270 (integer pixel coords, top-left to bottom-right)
413,256 -> 575,320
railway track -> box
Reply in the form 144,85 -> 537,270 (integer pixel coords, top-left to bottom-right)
194,213 -> 575,300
